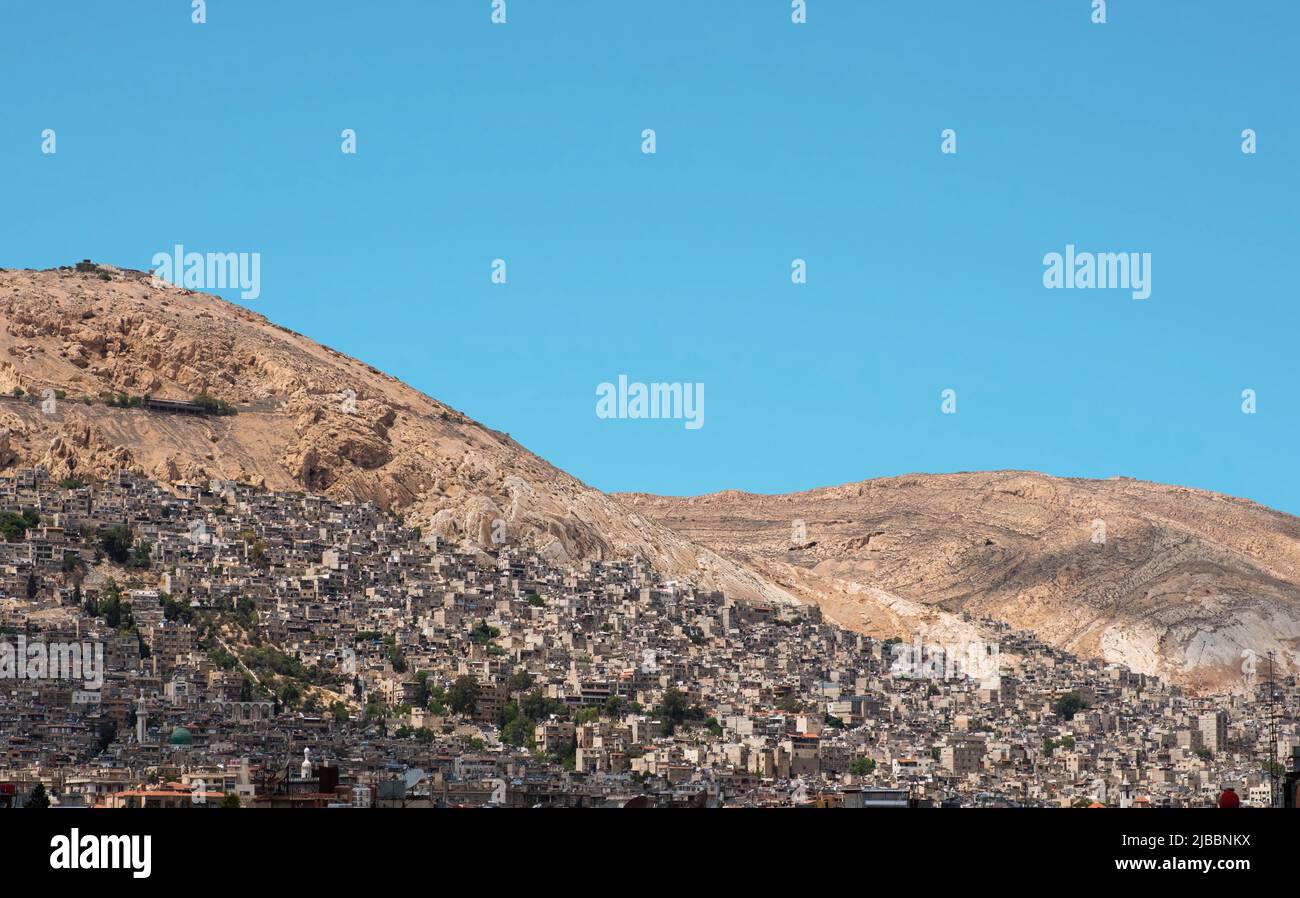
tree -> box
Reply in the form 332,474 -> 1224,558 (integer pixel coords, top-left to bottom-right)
411,671 -> 432,707
162,594 -> 195,624
851,757 -> 877,777
426,685 -> 447,715
97,721 -> 117,753
97,581 -> 125,629
501,714 -> 535,749
129,540 -> 152,570
26,783 -> 50,809
505,669 -> 534,695
99,524 -> 134,565
277,681 -> 301,708
386,640 -> 407,673
448,675 -> 480,715
1053,691 -> 1090,721
498,700 -> 518,728
554,737 -> 578,771
192,391 -> 236,416
603,694 -> 625,718
655,687 -> 690,733
0,509 -> 39,541
469,620 -> 500,645
521,688 -> 564,721
219,793 -> 242,808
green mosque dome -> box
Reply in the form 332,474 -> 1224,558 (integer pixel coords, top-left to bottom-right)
168,726 -> 193,746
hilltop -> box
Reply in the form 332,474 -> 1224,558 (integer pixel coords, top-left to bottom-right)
0,264 -> 788,606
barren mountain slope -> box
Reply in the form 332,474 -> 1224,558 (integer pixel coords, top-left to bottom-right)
0,265 -> 792,605
618,472 -> 1300,690
5,265 -> 1296,690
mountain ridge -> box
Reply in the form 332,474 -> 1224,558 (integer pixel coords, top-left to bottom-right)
2,263 -> 1296,690
618,470 -> 1300,691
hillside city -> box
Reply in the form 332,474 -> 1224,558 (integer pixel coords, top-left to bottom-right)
0,466 -> 1295,808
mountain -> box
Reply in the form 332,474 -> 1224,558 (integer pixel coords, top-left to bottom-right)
618,472 -> 1300,691
0,264 -> 790,606
2,264 -> 1297,690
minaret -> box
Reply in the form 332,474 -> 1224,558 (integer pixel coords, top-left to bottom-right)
300,747 -> 313,779
135,692 -> 147,744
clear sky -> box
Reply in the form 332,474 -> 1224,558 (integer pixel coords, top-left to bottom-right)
1,2 -> 1296,512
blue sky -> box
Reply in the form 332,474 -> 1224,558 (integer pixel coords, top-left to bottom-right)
1,2 -> 1297,512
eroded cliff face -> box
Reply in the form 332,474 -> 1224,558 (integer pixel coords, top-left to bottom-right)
618,472 -> 1300,690
0,265 -> 794,607
4,265 -> 1297,689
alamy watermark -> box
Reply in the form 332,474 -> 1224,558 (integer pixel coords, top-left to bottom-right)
889,634 -> 1001,687
1042,244 -> 1150,300
151,244 -> 261,300
1,636 -> 104,690
50,829 -> 151,879
596,375 -> 704,430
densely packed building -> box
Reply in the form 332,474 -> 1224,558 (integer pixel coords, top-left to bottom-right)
0,467 -> 1294,808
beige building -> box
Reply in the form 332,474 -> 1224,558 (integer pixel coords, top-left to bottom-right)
940,737 -> 984,776
1198,711 -> 1228,755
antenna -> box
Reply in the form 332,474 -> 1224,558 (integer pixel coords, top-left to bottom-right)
1266,652 -> 1279,808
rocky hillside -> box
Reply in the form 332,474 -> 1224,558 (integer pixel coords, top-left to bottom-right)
618,472 -> 1300,691
3,265 -> 1296,690
0,264 -> 790,606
